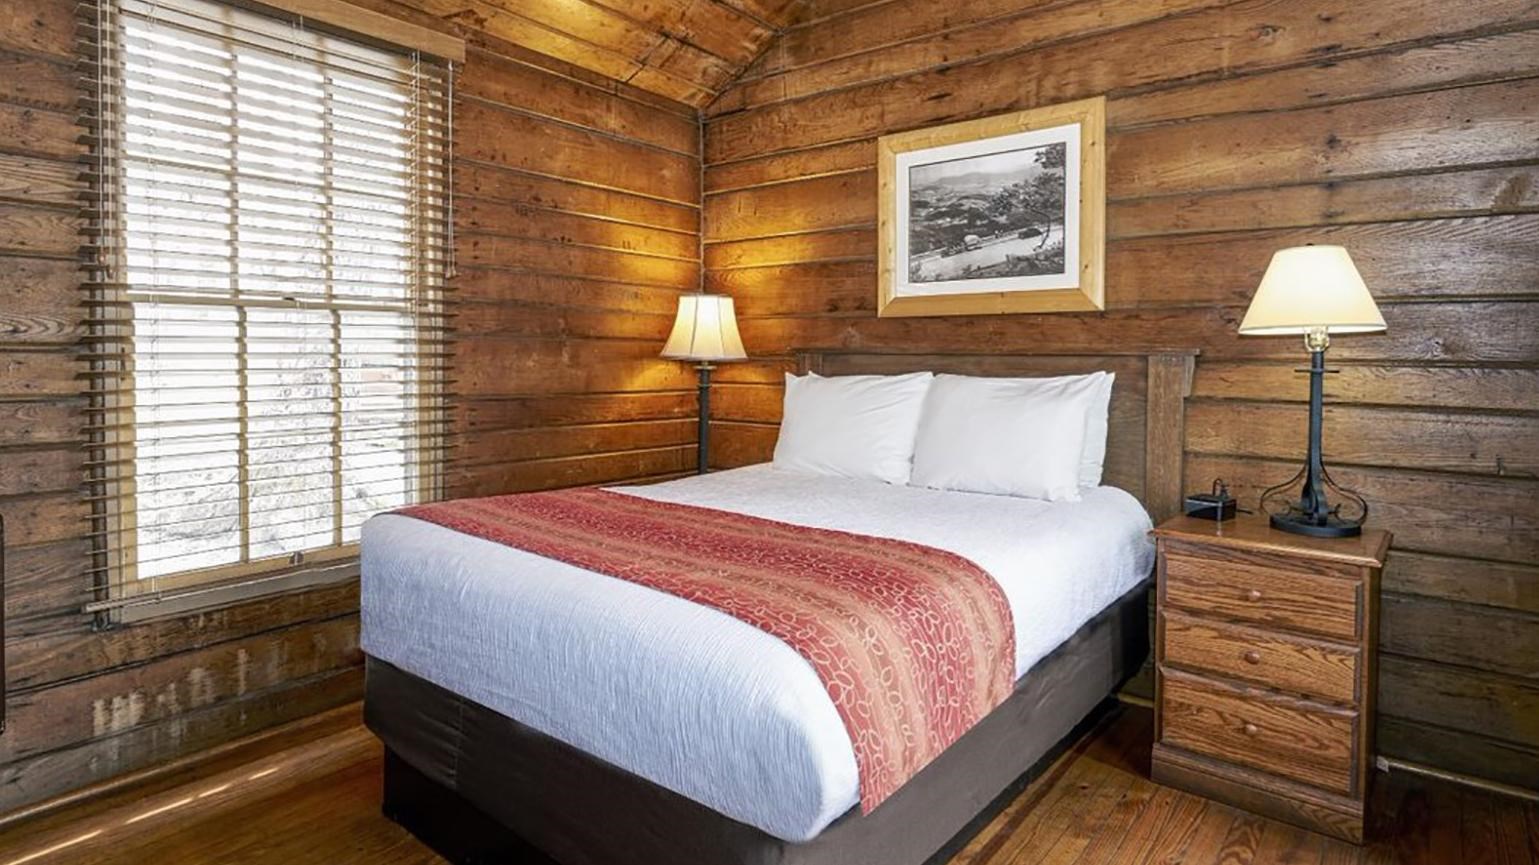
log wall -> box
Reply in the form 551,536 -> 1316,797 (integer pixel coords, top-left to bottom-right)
1,0 -> 1534,815
0,0 -> 700,812
701,0 -> 1539,789
446,34 -> 703,499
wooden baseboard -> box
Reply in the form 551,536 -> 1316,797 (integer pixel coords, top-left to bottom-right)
0,700 -> 364,833
1378,756 -> 1539,803
1116,691 -> 1154,708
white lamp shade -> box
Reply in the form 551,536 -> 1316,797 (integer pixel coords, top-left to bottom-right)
661,294 -> 748,361
1238,245 -> 1386,336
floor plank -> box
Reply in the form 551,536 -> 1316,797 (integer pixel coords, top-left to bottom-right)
1253,819 -> 1328,865
1491,796 -> 1537,865
0,705 -> 1531,865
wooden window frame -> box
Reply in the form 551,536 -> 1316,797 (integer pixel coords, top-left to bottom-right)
80,0 -> 454,622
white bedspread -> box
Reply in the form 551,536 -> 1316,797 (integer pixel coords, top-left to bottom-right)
360,464 -> 1154,842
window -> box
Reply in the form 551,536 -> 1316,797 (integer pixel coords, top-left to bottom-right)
82,0 -> 451,607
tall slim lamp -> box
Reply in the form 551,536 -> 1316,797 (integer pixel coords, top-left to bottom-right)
662,294 -> 747,474
1238,245 -> 1386,538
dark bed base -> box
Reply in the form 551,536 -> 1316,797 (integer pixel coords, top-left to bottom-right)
381,702 -> 1115,865
383,747 -> 559,865
367,581 -> 1149,865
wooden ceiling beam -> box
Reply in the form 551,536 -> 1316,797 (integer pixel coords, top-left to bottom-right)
721,0 -> 815,29
581,0 -> 773,61
386,0 -> 810,108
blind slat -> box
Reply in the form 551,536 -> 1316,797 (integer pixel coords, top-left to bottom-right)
112,39 -> 451,101
78,167 -> 452,209
85,414 -> 456,435
86,434 -> 452,468
116,0 -> 452,82
82,282 -> 458,306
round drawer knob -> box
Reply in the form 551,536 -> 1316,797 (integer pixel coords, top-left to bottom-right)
1245,589 -> 1263,602
1242,650 -> 1262,665
1242,722 -> 1259,737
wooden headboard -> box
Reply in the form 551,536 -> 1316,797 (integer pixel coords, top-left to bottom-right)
795,350 -> 1198,522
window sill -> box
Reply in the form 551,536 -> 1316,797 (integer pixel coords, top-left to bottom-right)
98,560 -> 359,626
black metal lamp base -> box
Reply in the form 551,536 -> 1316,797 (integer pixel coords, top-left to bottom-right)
1258,335 -> 1370,541
1269,509 -> 1363,539
694,362 -> 713,475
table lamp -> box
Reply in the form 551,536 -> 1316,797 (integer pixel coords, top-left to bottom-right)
1238,245 -> 1386,538
662,294 -> 748,474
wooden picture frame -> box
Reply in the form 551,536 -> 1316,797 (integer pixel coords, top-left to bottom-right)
877,97 -> 1106,317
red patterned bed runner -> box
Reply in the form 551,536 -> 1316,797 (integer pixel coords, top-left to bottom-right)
395,487 -> 1015,814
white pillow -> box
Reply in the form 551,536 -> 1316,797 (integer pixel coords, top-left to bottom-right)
912,371 -> 1114,488
773,371 -> 934,484
1080,372 -> 1115,487
909,373 -> 1103,501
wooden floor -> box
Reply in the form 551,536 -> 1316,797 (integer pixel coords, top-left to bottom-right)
0,705 -> 1533,865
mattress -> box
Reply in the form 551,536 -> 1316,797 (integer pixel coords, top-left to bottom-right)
360,464 -> 1154,842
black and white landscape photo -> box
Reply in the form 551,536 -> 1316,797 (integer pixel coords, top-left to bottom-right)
878,103 -> 1105,316
906,141 -> 1068,284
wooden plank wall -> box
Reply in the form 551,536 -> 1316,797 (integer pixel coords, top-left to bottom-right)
701,0 -> 1539,789
445,33 -> 703,498
0,0 -> 701,813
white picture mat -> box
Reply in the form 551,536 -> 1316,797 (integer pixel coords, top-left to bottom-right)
893,122 -> 1082,298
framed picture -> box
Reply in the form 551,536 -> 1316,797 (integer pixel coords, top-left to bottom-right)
876,96 -> 1106,317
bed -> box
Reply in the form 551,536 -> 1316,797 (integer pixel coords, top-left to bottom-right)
362,349 -> 1196,865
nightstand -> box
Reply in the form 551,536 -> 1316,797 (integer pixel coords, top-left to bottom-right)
1150,514 -> 1390,843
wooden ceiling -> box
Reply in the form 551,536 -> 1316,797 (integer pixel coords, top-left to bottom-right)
401,0 -> 814,108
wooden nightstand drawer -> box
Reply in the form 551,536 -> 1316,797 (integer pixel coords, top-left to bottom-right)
1160,670 -> 1358,796
1163,553 -> 1360,641
1161,611 -> 1360,705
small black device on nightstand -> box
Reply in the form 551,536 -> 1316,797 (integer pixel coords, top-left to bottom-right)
1184,479 -> 1238,521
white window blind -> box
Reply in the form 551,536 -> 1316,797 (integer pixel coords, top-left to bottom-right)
81,0 -> 452,599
